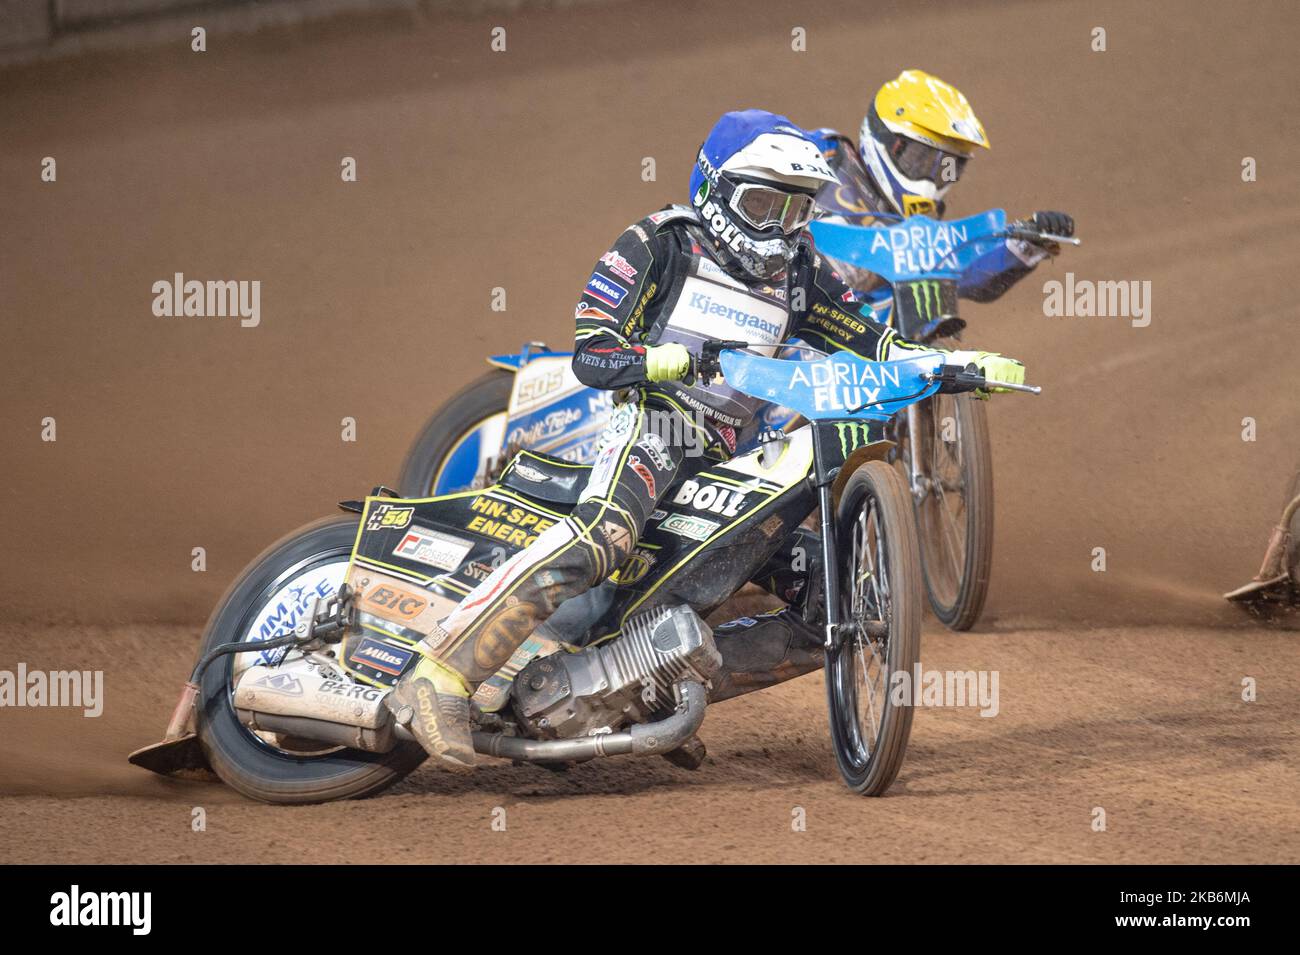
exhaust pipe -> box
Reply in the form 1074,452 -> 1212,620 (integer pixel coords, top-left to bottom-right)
238,676 -> 708,764
238,710 -> 397,753
469,681 -> 708,763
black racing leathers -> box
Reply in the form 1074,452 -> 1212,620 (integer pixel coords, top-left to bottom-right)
571,206 -> 915,400
425,206 -> 923,693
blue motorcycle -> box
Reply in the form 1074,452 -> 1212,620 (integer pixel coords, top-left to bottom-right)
397,209 -> 1074,630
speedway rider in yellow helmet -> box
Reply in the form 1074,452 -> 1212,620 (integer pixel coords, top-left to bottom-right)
806,69 -> 1074,303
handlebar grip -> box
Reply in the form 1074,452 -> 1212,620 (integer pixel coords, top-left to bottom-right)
982,379 -> 1042,395
926,365 -> 1040,395
1008,226 -> 1082,247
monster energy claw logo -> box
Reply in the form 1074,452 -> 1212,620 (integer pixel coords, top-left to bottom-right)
908,280 -> 943,320
833,421 -> 873,457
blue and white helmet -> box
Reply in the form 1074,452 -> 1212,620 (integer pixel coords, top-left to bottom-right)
689,110 -> 837,280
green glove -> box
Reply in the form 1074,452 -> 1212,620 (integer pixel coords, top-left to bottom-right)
645,343 -> 692,383
948,350 -> 1026,395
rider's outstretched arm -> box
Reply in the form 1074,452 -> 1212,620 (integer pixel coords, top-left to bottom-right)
960,210 -> 1075,303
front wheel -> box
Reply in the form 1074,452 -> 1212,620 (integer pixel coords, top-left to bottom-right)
825,461 -> 923,796
195,516 -> 426,804
903,394 -> 995,631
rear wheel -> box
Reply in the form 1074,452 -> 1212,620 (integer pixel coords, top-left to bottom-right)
397,370 -> 513,496
825,461 -> 923,796
902,394 -> 994,630
195,517 -> 426,804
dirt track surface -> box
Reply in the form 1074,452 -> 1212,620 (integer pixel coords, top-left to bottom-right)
2,0 -> 1298,863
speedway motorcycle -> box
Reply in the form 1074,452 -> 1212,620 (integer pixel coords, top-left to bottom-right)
396,209 -> 1075,631
130,342 -> 1037,804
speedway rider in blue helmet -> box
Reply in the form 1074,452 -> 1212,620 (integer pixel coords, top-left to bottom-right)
387,110 -> 1029,773
808,69 -> 1074,302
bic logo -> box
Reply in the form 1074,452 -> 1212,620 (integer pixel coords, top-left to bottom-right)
361,584 -> 427,620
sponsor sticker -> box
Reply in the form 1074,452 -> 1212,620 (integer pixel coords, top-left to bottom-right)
393,527 -> 473,571
585,272 -> 630,308
514,365 -> 567,406
614,548 -> 656,584
599,520 -> 634,553
671,478 -> 748,517
658,513 -> 719,541
512,462 -> 550,483
251,672 -> 303,696
635,432 -> 672,471
576,304 -> 616,323
627,455 -> 656,497
665,276 -> 788,351
348,637 -> 415,676
695,255 -> 744,287
361,583 -> 428,621
599,250 -> 639,282
318,679 -> 386,702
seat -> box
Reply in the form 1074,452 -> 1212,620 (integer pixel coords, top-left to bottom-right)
498,450 -> 592,507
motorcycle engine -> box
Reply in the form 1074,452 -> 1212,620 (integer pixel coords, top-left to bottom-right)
512,604 -> 721,739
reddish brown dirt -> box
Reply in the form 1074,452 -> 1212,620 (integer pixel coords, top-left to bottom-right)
1,0 -> 1298,863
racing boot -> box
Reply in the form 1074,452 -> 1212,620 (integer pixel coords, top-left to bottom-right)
387,655 -> 476,773
708,608 -> 825,704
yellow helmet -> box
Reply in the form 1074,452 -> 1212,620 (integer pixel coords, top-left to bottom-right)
860,70 -> 990,216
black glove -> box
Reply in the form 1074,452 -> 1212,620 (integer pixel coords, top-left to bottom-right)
1030,210 -> 1074,238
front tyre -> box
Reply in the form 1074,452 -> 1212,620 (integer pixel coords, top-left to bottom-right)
826,461 -> 923,796
907,394 -> 995,631
195,517 -> 425,804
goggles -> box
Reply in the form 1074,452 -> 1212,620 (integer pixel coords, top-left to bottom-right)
727,180 -> 819,234
889,137 -> 968,186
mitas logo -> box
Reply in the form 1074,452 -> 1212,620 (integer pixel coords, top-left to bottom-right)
789,359 -> 902,413
349,637 -> 415,676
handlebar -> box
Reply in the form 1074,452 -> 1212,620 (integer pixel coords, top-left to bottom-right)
689,340 -> 1041,397
1006,221 -> 1082,248
691,339 -> 753,384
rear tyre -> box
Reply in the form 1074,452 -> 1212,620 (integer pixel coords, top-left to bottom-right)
397,370 -> 513,496
1285,469 -> 1300,573
195,517 -> 426,804
825,461 -> 923,796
